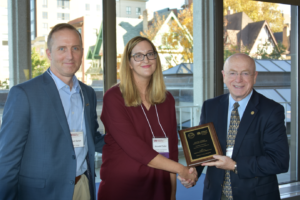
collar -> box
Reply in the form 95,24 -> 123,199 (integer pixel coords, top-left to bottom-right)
49,68 -> 80,93
229,90 -> 253,110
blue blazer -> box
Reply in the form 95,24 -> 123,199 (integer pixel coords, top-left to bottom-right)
196,90 -> 289,200
0,72 -> 104,200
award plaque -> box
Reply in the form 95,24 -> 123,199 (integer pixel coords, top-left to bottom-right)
179,122 -> 223,167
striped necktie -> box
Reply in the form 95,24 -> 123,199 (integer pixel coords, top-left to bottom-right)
222,102 -> 240,200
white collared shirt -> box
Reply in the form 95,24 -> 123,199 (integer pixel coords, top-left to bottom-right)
49,69 -> 88,176
226,90 -> 253,133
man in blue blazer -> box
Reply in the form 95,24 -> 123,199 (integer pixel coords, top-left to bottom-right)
0,23 -> 104,200
179,53 -> 289,200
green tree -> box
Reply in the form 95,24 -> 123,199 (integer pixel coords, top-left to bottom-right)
224,0 -> 284,32
0,79 -> 9,89
31,48 -> 49,78
224,45 -> 250,61
256,41 -> 287,59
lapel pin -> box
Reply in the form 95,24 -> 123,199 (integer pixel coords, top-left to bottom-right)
251,111 -> 254,115
86,103 -> 89,106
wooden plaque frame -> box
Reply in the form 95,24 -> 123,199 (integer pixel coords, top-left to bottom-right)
178,122 -> 223,167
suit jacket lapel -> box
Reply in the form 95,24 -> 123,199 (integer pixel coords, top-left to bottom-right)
42,72 -> 72,143
218,94 -> 229,154
232,90 -> 259,159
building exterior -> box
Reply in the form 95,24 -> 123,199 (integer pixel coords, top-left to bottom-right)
29,0 -> 148,84
224,12 -> 279,58
163,60 -> 291,129
67,16 -> 102,84
274,14 -> 291,57
116,0 -> 148,18
149,9 -> 192,70
30,0 -> 148,41
30,0 -> 103,40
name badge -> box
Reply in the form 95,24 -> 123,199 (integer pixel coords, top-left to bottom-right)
153,138 -> 169,158
226,147 -> 233,158
71,132 -> 84,148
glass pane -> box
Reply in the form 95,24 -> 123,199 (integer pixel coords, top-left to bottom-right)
29,0 -> 104,183
116,0 -> 194,144
116,0 -> 196,198
0,0 -> 9,113
223,1 -> 297,184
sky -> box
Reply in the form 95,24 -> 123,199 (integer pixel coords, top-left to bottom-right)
146,0 -> 186,12
146,1 -> 291,15
279,4 -> 291,14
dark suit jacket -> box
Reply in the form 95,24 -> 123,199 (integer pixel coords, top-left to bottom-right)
196,90 -> 289,200
0,72 -> 105,200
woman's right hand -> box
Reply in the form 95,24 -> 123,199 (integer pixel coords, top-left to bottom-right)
178,167 -> 198,188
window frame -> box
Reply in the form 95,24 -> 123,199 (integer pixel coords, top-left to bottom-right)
126,6 -> 131,15
217,0 -> 300,185
136,7 -> 141,15
42,0 -> 47,8
42,11 -> 47,19
86,4 -> 90,11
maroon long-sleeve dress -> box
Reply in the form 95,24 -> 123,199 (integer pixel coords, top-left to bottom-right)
98,85 -> 178,200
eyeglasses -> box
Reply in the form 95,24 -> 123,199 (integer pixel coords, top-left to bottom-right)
226,71 -> 254,79
131,52 -> 157,62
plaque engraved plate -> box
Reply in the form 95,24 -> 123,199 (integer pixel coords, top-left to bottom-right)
179,122 -> 223,167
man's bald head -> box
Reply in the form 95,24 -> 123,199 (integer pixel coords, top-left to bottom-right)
222,53 -> 258,101
224,53 -> 256,72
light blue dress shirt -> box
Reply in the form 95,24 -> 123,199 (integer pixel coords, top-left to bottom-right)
226,90 -> 253,133
49,69 -> 88,176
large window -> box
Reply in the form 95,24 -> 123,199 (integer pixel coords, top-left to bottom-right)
223,1 -> 297,184
43,23 -> 48,31
4,1 -> 300,198
136,7 -> 141,16
97,4 -> 101,12
27,0 -> 104,184
57,13 -> 70,20
126,6 -> 131,15
117,0 -> 195,163
86,4 -> 90,11
30,0 -> 36,40
42,12 -> 48,19
57,0 -> 70,9
42,0 -> 47,8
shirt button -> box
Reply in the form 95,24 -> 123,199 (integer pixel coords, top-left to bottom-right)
72,155 -> 76,159
70,180 -> 74,185
72,112 -> 74,114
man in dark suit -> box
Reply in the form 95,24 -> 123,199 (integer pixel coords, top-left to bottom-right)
179,53 -> 289,200
0,23 -> 104,200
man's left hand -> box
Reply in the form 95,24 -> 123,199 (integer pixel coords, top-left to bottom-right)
201,155 -> 235,171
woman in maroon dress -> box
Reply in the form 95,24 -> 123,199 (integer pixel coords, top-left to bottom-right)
98,36 -> 197,200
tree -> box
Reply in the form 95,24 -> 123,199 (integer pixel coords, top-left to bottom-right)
31,48 -> 49,78
141,12 -> 165,41
256,41 -> 287,60
0,80 -> 9,89
224,0 -> 284,32
141,4 -> 193,68
224,45 -> 250,61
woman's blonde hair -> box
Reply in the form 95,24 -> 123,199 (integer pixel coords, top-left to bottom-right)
119,36 -> 166,107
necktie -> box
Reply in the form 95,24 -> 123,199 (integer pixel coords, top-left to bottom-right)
222,102 -> 240,200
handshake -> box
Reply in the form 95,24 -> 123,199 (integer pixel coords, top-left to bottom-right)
177,167 -> 198,188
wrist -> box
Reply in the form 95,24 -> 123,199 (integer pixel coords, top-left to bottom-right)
232,162 -> 238,174
177,164 -> 186,176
